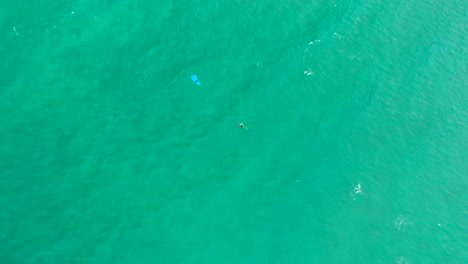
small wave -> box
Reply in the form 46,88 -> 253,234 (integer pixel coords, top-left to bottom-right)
333,32 -> 344,39
394,215 -> 413,231
350,183 -> 363,200
395,256 -> 411,264
12,26 -> 19,36
308,39 -> 321,45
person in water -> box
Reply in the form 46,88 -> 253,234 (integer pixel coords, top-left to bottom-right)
238,123 -> 245,128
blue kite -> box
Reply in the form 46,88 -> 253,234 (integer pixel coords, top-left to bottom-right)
191,74 -> 201,85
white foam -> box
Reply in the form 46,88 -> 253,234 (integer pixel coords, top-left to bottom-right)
350,183 -> 363,200
308,39 -> 321,45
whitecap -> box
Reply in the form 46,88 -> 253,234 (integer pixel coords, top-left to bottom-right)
350,183 -> 363,200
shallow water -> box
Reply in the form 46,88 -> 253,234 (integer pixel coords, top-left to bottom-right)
1,0 -> 467,263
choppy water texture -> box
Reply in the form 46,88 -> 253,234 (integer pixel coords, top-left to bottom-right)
1,0 -> 467,263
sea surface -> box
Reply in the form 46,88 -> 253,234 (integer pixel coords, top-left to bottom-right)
0,0 -> 467,263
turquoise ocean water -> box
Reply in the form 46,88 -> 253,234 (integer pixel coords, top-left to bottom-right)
1,0 -> 467,263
